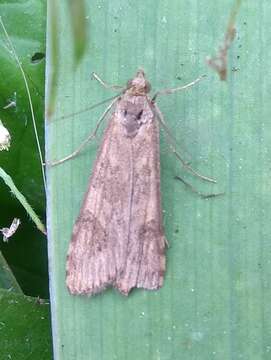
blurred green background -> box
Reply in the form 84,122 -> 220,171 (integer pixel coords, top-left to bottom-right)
0,0 -> 51,358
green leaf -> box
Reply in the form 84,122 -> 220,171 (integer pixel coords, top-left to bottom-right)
0,251 -> 22,293
0,289 -> 52,359
46,0 -> 87,117
0,0 -> 46,211
68,0 -> 88,65
46,1 -> 271,359
46,0 -> 59,117
0,0 -> 48,298
0,167 -> 46,234
0,204 -> 49,298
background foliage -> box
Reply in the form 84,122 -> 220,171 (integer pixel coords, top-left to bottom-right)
0,0 -> 52,358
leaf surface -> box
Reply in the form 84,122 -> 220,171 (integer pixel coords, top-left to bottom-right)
46,1 -> 271,359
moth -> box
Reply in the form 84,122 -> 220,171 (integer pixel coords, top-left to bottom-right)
59,69 -> 212,296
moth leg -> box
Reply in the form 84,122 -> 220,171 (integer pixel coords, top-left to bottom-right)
92,72 -> 125,92
153,104 -> 216,183
56,94 -> 120,122
171,147 -> 216,183
47,99 -> 118,166
175,176 -> 224,198
152,75 -> 206,102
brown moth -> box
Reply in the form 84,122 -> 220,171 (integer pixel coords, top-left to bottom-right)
64,69 -> 211,296
66,70 -> 166,296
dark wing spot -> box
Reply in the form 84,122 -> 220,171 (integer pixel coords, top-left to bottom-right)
136,109 -> 143,120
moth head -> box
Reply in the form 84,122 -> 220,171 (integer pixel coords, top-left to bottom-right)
126,69 -> 151,95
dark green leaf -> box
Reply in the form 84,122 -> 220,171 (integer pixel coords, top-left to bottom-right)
0,289 -> 52,360
0,0 -> 48,297
0,251 -> 22,293
0,0 -> 46,211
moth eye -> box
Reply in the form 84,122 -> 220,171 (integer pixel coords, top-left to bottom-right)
136,110 -> 143,120
124,109 -> 128,116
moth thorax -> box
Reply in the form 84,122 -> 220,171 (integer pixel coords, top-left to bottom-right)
120,103 -> 145,138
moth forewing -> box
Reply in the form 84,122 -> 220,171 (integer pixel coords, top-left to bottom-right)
66,70 -> 166,296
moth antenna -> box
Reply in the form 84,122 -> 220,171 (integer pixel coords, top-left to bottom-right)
92,72 -> 125,91
152,75 -> 206,102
